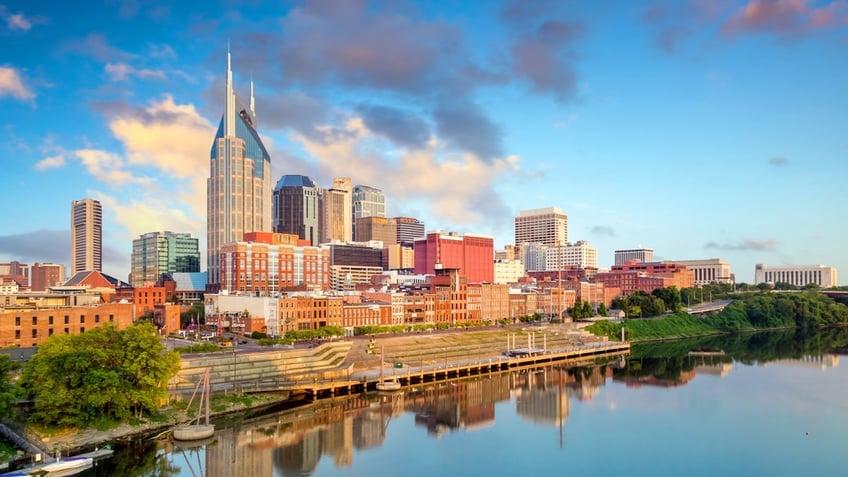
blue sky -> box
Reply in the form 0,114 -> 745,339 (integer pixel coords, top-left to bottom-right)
1,0 -> 846,284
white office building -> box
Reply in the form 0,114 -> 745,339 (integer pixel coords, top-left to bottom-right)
754,264 -> 838,288
545,241 -> 598,270
494,259 -> 525,284
515,207 -> 568,246
675,258 -> 733,285
614,248 -> 654,265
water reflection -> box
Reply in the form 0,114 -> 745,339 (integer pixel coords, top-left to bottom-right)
103,326 -> 848,476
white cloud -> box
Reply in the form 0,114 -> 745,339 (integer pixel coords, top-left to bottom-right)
0,65 -> 35,100
73,148 -> 154,187
105,62 -> 167,81
35,155 -> 65,170
7,13 -> 31,31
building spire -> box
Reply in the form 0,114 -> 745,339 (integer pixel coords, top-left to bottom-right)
225,43 -> 235,137
249,74 -> 256,121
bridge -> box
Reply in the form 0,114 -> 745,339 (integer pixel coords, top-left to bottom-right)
686,299 -> 733,315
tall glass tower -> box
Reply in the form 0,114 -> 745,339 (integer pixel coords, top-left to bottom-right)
131,231 -> 200,287
207,50 -> 272,289
352,184 -> 385,240
273,174 -> 322,246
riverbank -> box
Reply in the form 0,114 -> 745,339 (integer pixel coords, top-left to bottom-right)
17,322 -> 604,455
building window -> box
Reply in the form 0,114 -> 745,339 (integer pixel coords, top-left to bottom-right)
80,315 -> 85,324
80,327 -> 85,333
15,330 -> 20,339
95,314 -> 100,323
31,329 -> 37,338
64,328 -> 69,334
109,314 -> 114,322
48,329 -> 53,336
64,315 -> 69,324
49,316 -> 54,325
15,317 -> 20,326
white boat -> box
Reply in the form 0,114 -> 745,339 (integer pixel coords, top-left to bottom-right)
173,368 -> 215,441
38,456 -> 93,475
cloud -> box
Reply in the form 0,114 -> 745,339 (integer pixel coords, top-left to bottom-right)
768,156 -> 789,166
105,62 -> 167,81
0,230 -> 70,264
722,0 -> 848,39
591,226 -> 616,237
74,149 -> 153,186
500,1 -> 585,101
60,33 -> 135,62
704,239 -> 778,251
292,116 -> 516,232
35,155 -> 65,170
0,6 -> 45,32
0,65 -> 35,100
641,0 -> 725,54
357,104 -> 431,149
434,101 -> 504,161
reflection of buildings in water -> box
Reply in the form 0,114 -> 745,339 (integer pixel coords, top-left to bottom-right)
764,354 -> 839,369
207,364 -> 610,475
564,366 -> 610,401
617,369 -> 697,388
695,362 -> 733,377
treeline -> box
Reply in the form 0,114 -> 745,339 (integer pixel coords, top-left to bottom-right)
588,290 -> 848,342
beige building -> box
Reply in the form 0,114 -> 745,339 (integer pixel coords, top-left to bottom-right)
494,259 -> 525,284
515,207 -> 568,246
322,177 -> 352,243
675,258 -> 733,285
71,198 -> 102,275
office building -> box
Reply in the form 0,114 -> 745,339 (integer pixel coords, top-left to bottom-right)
322,177 -> 352,243
71,198 -> 102,275
614,248 -> 654,265
273,174 -> 322,246
414,231 -> 494,284
754,264 -> 838,288
545,241 -> 598,270
130,232 -> 200,287
352,185 -> 385,240
207,50 -> 272,288
675,258 -> 733,285
395,216 -> 424,244
514,207 -> 567,246
354,216 -> 397,246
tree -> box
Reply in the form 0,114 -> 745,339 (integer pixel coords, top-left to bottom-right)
21,322 -> 180,427
0,355 -> 21,419
597,303 -> 608,317
653,286 -> 682,313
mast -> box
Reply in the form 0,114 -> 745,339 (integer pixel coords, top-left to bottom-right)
249,76 -> 256,120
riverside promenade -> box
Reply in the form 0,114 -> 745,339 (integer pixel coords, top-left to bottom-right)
172,322 -> 630,401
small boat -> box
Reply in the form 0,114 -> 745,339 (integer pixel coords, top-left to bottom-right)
173,368 -> 215,441
38,456 -> 94,475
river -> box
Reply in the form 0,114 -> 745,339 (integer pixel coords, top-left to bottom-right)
72,327 -> 848,476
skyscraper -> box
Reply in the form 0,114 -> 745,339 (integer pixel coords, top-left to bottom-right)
322,177 -> 352,243
514,207 -> 568,246
352,184 -> 385,240
207,50 -> 272,288
273,174 -> 322,246
71,198 -> 102,275
131,231 -> 200,287
394,216 -> 425,244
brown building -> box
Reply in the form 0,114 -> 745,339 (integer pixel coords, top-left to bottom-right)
30,263 -> 65,292
0,302 -> 134,347
354,217 -> 397,246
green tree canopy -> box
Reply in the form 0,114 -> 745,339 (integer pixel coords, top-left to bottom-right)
21,322 -> 180,427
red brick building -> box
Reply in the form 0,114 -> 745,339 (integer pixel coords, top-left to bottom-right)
0,302 -> 134,347
413,231 -> 494,284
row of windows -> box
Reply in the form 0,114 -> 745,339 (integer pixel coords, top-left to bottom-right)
15,328 -> 82,339
14,315 -> 114,326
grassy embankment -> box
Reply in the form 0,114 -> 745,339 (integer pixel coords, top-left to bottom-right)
587,290 -> 848,342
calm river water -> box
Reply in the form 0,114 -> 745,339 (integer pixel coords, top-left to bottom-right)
82,328 -> 848,476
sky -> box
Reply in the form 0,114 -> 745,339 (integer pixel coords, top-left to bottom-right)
0,0 -> 846,285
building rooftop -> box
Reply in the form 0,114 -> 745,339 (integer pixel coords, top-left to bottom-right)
275,174 -> 317,190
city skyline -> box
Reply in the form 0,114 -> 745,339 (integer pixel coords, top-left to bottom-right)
0,1 -> 846,284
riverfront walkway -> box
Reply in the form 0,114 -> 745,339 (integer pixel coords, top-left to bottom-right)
171,323 -> 630,401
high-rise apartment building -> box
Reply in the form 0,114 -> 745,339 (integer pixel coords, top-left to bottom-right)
31,262 -> 64,291
131,232 -> 200,287
207,50 -> 272,288
322,177 -> 352,243
614,248 -> 654,265
514,207 -> 568,246
273,174 -> 322,246
71,198 -> 102,275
